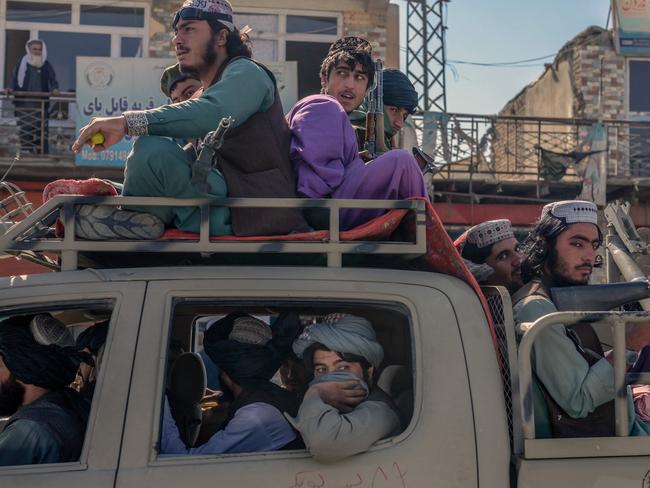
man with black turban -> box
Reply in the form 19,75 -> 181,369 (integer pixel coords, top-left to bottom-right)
0,315 -> 91,466
161,312 -> 302,454
350,68 -> 418,151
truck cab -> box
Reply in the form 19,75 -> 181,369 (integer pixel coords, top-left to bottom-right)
0,190 -> 648,487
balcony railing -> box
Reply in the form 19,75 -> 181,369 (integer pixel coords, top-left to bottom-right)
412,112 -> 650,181
0,91 -> 76,158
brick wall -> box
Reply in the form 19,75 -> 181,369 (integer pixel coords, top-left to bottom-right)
150,0 -> 182,58
342,10 -> 388,61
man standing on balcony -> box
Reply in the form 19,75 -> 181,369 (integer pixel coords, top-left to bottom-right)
9,39 -> 60,155
513,200 -> 650,438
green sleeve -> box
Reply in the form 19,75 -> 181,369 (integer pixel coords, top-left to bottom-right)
0,419 -> 60,466
144,58 -> 275,139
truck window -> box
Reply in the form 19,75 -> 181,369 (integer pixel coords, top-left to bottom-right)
0,302 -> 114,468
158,301 -> 413,460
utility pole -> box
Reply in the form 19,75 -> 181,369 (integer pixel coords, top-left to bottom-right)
406,0 -> 448,112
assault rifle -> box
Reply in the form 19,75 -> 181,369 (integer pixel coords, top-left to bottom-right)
365,59 -> 387,159
191,116 -> 233,193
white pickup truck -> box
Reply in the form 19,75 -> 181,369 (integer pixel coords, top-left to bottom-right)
0,190 -> 648,488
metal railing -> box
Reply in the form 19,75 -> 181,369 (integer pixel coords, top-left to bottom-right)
517,311 -> 650,441
412,112 -> 650,181
0,195 -> 427,271
0,91 -> 76,157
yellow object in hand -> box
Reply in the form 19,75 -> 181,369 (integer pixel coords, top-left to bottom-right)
90,132 -> 105,145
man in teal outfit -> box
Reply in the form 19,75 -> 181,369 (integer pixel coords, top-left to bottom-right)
72,0 -> 306,238
513,200 -> 650,438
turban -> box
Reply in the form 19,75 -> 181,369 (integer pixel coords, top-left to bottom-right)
203,312 -> 300,386
0,315 -> 89,390
293,315 -> 384,369
160,64 -> 200,98
174,0 -> 234,32
326,37 -> 372,57
76,321 -> 109,355
382,69 -> 418,114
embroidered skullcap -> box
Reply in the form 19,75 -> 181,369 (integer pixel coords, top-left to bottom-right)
465,219 -> 514,249
175,0 -> 234,32
542,200 -> 598,225
292,315 -> 384,368
160,63 -> 200,98
383,69 -> 418,114
29,314 -> 75,347
229,315 -> 272,345
327,36 -> 372,57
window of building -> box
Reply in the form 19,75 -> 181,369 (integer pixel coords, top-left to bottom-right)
79,5 -> 145,28
0,0 -> 150,91
6,1 -> 71,23
158,300 -> 412,458
628,60 -> 650,113
233,9 -> 340,99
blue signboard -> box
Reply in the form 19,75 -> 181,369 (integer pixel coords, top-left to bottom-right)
75,57 -> 174,166
614,0 -> 650,56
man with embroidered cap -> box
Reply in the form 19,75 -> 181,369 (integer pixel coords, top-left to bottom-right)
160,63 -> 201,104
513,200 -> 650,438
161,312 -> 302,454
10,39 -> 60,154
0,315 -> 91,466
286,37 -> 427,230
349,68 -> 418,151
289,314 -> 402,462
454,219 -> 523,293
72,0 -> 306,239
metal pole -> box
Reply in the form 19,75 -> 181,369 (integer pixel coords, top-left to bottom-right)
612,317 -> 629,436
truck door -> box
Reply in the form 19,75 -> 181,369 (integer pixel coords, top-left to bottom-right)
0,280 -> 145,488
115,270 -> 484,488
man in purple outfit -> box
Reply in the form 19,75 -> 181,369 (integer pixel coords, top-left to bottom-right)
286,37 -> 427,230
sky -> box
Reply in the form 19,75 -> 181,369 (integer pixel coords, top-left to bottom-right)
393,0 -> 611,114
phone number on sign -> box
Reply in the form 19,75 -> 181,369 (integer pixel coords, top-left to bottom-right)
81,149 -> 130,161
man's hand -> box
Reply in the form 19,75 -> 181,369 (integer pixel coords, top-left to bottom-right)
307,381 -> 367,413
72,116 -> 128,153
51,89 -> 60,96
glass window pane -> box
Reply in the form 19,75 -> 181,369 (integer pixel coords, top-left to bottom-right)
251,39 -> 277,62
7,1 -> 71,23
80,6 -> 145,27
286,41 -> 331,98
629,60 -> 650,112
39,31 -> 111,91
286,16 -> 337,35
234,13 -> 278,33
121,37 -> 143,57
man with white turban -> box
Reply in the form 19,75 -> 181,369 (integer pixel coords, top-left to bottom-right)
290,314 -> 402,462
10,39 -> 60,154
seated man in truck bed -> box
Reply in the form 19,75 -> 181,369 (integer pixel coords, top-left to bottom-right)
454,219 -> 523,293
513,200 -> 650,437
71,0 -> 306,239
161,313 -> 302,454
289,314 -> 402,462
286,37 -> 427,230
0,316 -> 91,466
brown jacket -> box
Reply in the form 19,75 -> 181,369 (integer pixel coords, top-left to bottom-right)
211,57 -> 308,236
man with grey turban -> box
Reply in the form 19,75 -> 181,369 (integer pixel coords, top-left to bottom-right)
514,200 -> 650,438
290,314 -> 401,462
0,315 -> 90,466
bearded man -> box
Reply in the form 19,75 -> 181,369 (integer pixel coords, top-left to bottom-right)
72,0 -> 306,239
454,219 -> 523,293
0,315 -> 90,466
513,200 -> 650,438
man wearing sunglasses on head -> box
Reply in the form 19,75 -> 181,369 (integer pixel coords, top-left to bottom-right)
71,0 -> 306,239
